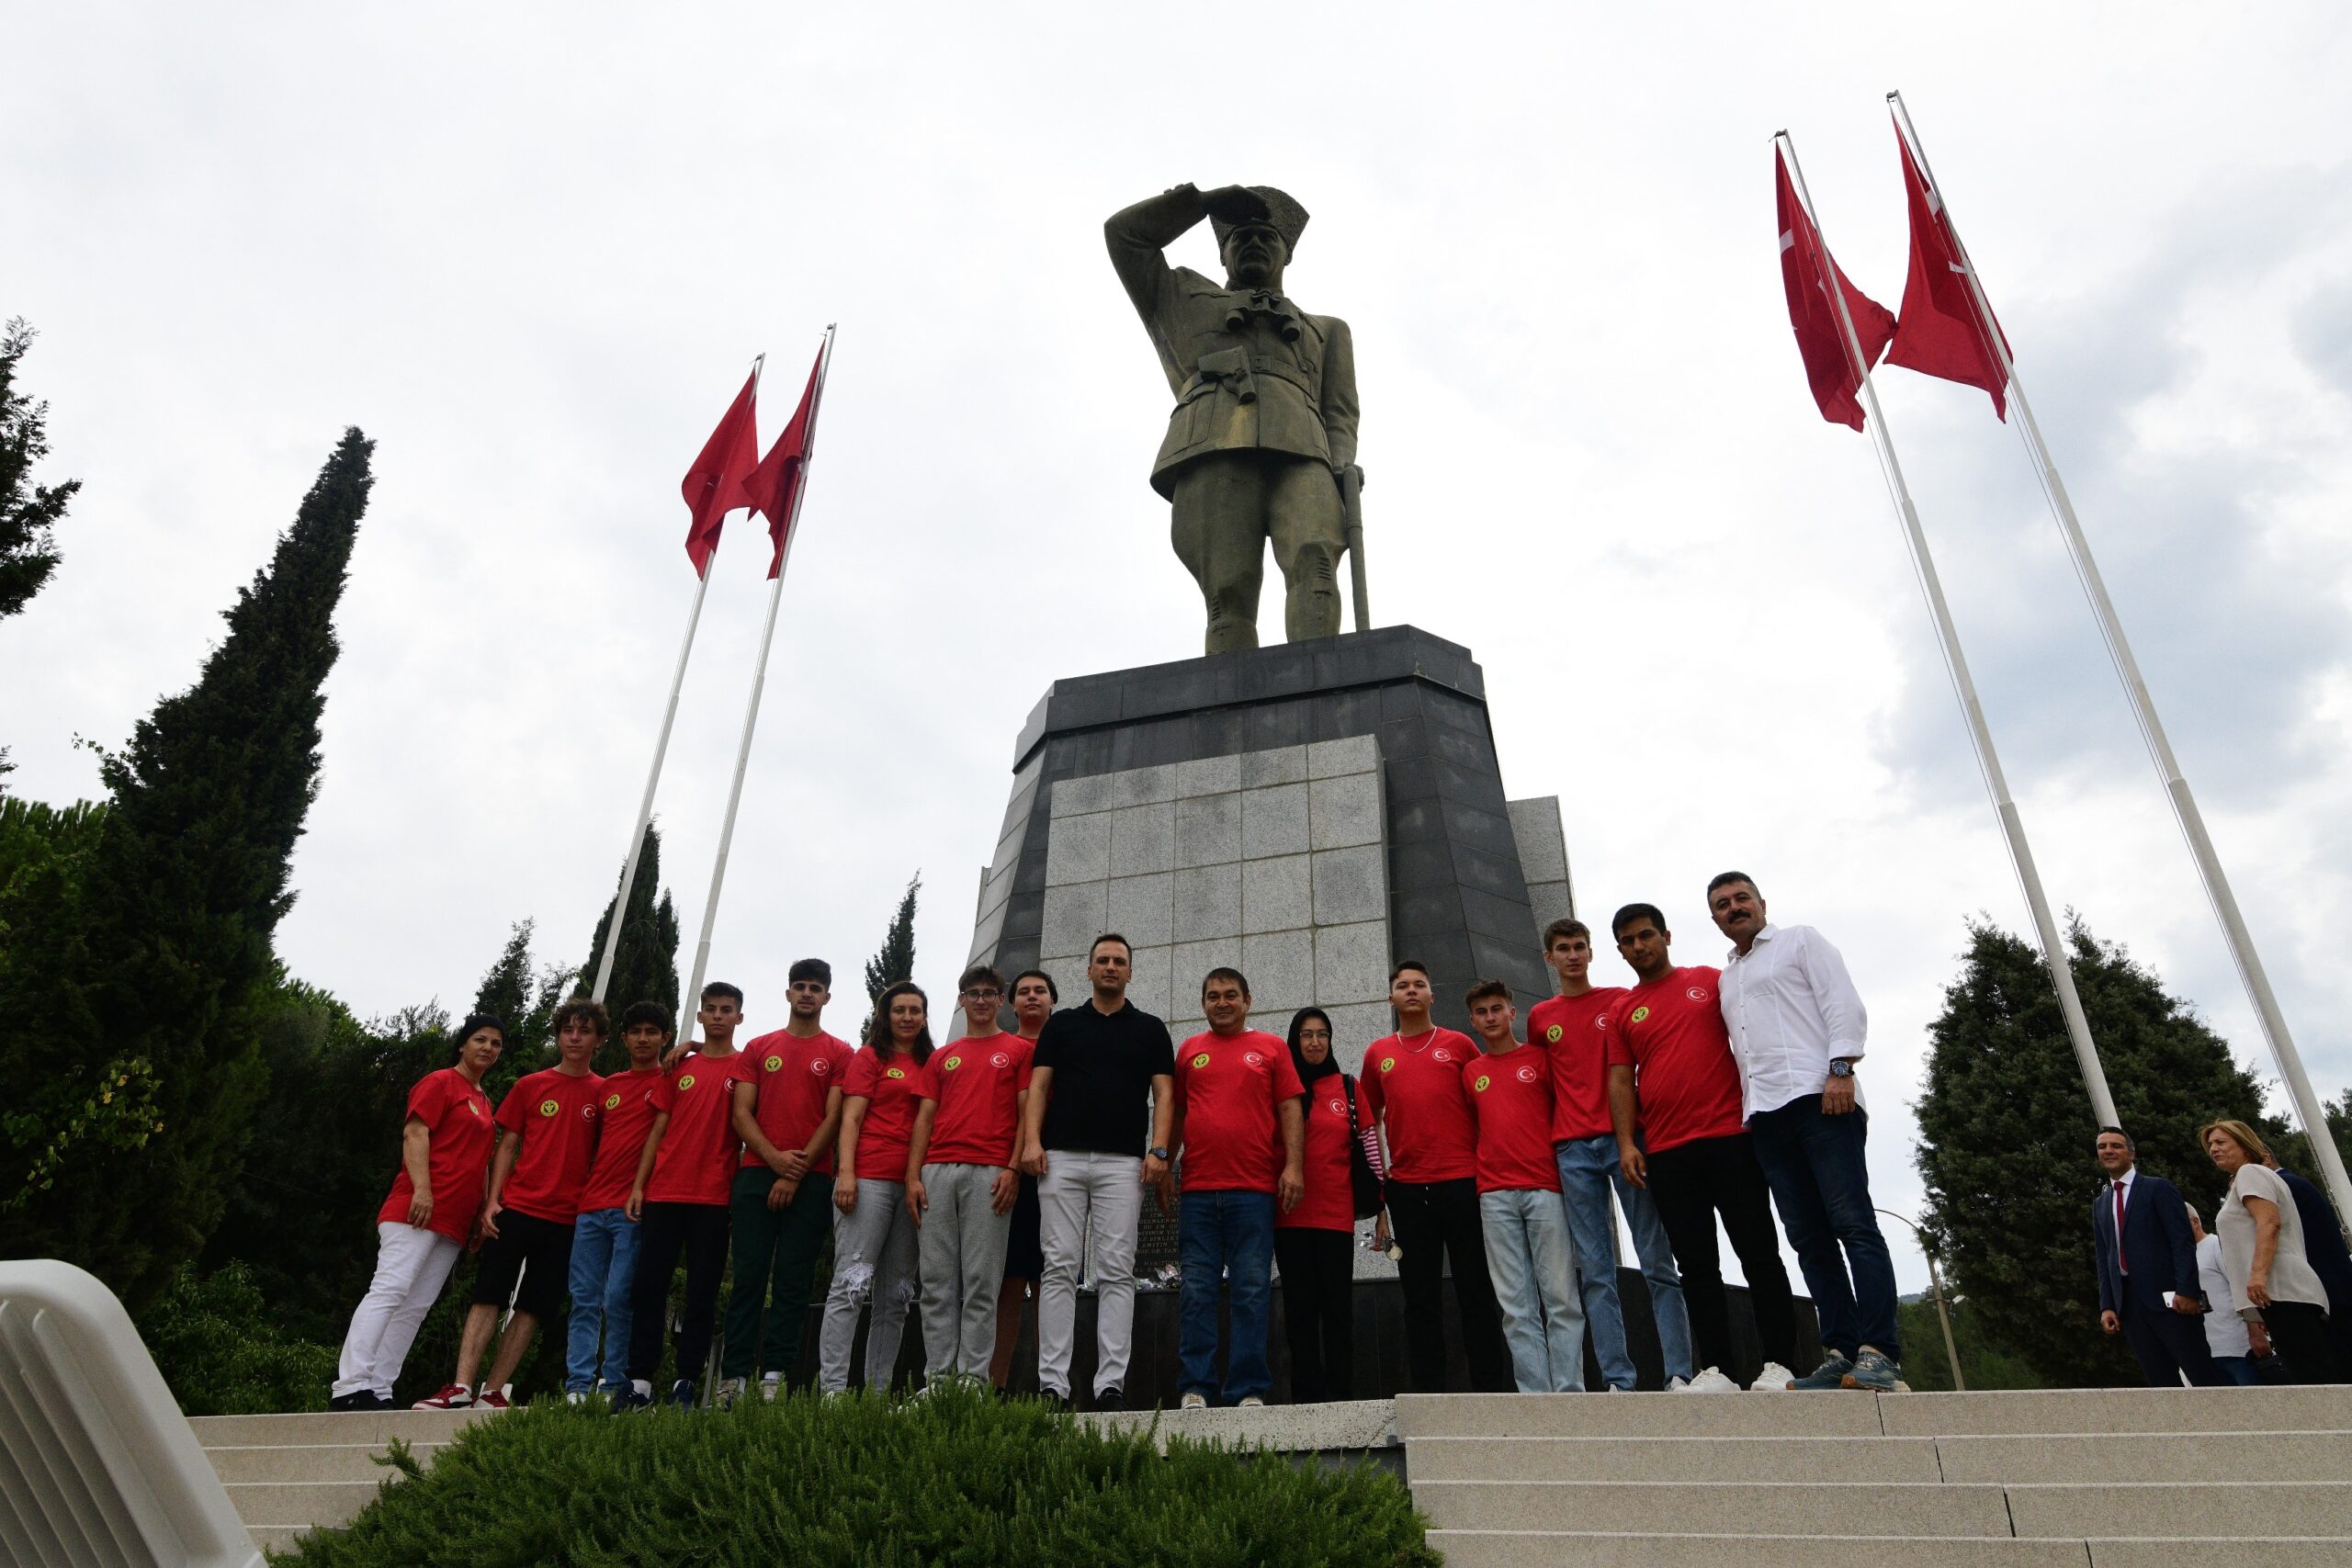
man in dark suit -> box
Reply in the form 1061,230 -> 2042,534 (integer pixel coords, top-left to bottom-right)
2092,1126 -> 2221,1386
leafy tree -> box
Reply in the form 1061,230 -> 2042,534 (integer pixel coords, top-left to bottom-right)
576,822 -> 681,1066
861,872 -> 920,1041
0,430 -> 372,1307
1915,917 -> 2289,1387
0,317 -> 79,621
1894,1292 -> 2048,1393
138,1260 -> 337,1416
2270,1089 -> 2352,1201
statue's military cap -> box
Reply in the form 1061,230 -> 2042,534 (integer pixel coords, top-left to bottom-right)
1210,186 -> 1309,254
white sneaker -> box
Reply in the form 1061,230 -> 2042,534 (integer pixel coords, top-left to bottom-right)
1666,1376 -> 1690,1392
1682,1367 -> 1741,1393
1238,1395 -> 1264,1407
1752,1361 -> 1796,1391
1180,1392 -> 1208,1410
760,1375 -> 783,1403
717,1377 -> 746,1408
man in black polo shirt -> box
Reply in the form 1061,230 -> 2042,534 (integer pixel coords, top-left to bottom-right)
1015,932 -> 1176,1410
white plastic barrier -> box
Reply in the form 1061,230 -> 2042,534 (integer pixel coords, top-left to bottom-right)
0,1259 -> 262,1568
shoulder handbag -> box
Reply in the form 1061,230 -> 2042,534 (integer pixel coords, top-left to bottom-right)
1340,1073 -> 1385,1220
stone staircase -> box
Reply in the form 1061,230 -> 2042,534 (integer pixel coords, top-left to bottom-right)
187,1408 -> 485,1554
1396,1384 -> 2352,1566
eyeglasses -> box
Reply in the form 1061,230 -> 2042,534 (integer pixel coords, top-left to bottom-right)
961,988 -> 1002,1001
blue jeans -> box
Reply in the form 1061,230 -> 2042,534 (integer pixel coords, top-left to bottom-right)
1554,1134 -> 1693,1388
2211,1354 -> 2257,1386
1178,1189 -> 1276,1403
565,1206 -> 640,1393
1747,1098 -> 1899,1361
1479,1188 -> 1587,1392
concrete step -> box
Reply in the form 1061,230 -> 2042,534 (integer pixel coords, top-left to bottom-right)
2085,1541 -> 2352,1567
1415,1481 -> 2012,1537
187,1407 -> 489,1447
1936,1431 -> 2352,1484
204,1441 -> 456,1483
1424,1530 -> 2095,1567
1879,1386 -> 2352,1437
221,1480 -> 382,1529
1396,1392 -> 1883,1439
2006,1484 -> 2352,1540
1407,1436 -> 1943,1483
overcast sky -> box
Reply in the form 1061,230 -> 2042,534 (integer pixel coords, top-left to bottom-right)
10,4 -> 2350,1292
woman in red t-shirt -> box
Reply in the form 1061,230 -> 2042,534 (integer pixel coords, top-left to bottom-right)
815,980 -> 933,1394
329,1015 -> 503,1410
1275,1008 -> 1378,1403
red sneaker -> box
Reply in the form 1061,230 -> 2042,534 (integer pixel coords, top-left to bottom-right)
412,1383 -> 474,1409
476,1388 -> 512,1411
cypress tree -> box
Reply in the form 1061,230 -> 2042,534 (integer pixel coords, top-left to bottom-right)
0,317 -> 79,623
576,822 -> 681,1066
0,430 -> 372,1305
861,872 -> 921,1039
1915,917 -> 2289,1387
471,919 -> 571,1096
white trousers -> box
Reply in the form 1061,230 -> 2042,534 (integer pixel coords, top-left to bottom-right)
1036,1149 -> 1143,1399
334,1221 -> 461,1398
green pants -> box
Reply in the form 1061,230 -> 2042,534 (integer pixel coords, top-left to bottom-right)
722,1164 -> 836,1381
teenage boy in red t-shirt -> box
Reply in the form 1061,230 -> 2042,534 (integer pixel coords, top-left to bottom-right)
906,964 -> 1035,1388
414,1000 -> 607,1409
331,1015 -> 503,1410
1359,961 -> 1512,1393
617,981 -> 745,1410
1604,903 -> 1799,1393
1528,918 -> 1691,1392
1462,979 -> 1585,1393
1170,966 -> 1305,1409
720,958 -> 848,1403
989,968 -> 1057,1391
564,999 -> 669,1400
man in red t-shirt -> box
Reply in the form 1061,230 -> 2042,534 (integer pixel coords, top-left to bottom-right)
414,1001 -> 606,1409
1359,960 -> 1513,1393
1528,917 -> 1692,1391
905,964 -> 1035,1388
1170,966 -> 1304,1408
1604,903 -> 1799,1393
1463,979 -> 1585,1393
564,999 -> 669,1399
617,980 -> 745,1409
331,1015 -> 503,1410
989,968 -> 1057,1391
720,958 -> 848,1402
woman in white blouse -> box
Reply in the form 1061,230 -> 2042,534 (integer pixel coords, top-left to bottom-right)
2202,1119 -> 2345,1383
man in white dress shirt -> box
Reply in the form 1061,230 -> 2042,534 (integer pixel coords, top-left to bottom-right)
1709,872 -> 1902,1393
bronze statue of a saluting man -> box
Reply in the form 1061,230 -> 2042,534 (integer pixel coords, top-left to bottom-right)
1107,183 -> 1363,654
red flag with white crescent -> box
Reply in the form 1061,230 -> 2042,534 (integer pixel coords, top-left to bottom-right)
1778,148 -> 1896,432
681,370 -> 761,578
742,344 -> 829,579
1885,117 -> 2011,419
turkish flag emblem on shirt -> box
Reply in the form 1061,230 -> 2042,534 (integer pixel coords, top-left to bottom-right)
1884,118 -> 2011,419
1777,148 -> 1896,432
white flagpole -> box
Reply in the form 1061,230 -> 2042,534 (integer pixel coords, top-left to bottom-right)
1781,132 -> 2120,1129
1892,94 -> 2352,1225
677,326 -> 837,1049
588,355 -> 764,1006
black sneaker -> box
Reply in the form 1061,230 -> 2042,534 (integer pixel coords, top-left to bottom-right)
326,1392 -> 370,1412
367,1391 -> 399,1410
1037,1389 -> 1069,1412
609,1386 -> 653,1415
669,1379 -> 698,1409
1093,1388 -> 1125,1413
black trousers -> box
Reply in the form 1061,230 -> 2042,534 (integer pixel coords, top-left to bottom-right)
2119,1293 -> 2222,1387
1273,1227 -> 1356,1403
626,1201 -> 731,1386
1386,1178 -> 1512,1393
1644,1132 -> 1799,1382
2263,1299 -> 2348,1384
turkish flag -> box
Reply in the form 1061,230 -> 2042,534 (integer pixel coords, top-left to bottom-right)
681,370 -> 761,578
741,345 -> 828,579
1885,118 -> 2010,419
1778,148 -> 1896,432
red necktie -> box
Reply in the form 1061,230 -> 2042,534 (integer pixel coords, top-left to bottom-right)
2115,1180 -> 2128,1273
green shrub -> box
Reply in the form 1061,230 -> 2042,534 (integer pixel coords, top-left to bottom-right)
278,1382 -> 1435,1567
139,1261 -> 337,1416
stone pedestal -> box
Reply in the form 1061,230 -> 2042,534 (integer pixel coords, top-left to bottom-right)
964,626 -> 1574,1038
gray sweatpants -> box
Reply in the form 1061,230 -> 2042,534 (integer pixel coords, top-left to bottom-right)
817,1178 -> 919,1393
918,1163 -> 1013,1384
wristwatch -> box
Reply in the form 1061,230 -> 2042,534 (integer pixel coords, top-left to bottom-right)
1148,1145 -> 1170,1160
1826,1060 -> 1856,1079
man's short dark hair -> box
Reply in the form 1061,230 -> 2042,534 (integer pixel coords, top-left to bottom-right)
1012,968 -> 1059,1003
959,963 -> 1007,994
551,998 -> 610,1040
1611,903 -> 1667,939
1201,966 -> 1251,998
1464,977 -> 1512,1008
1389,959 -> 1430,984
1090,933 -> 1133,961
787,958 -> 831,987
702,981 -> 744,1006
619,1000 -> 671,1032
2096,1124 -> 2135,1153
1542,918 -> 1590,951
1707,871 -> 1759,898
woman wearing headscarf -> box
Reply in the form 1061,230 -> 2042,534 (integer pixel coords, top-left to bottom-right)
2203,1118 -> 2345,1383
1274,1007 -> 1379,1402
